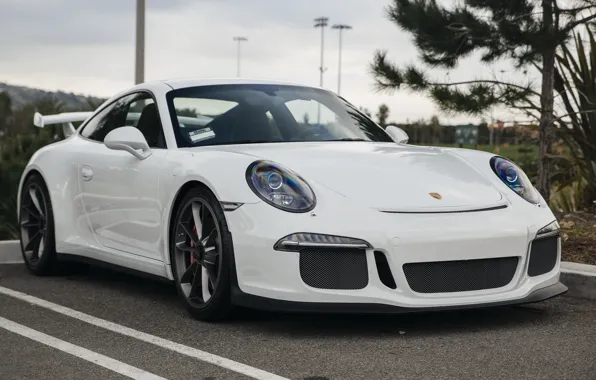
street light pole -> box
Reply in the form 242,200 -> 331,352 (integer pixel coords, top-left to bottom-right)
332,24 -> 352,95
313,17 -> 329,88
314,17 -> 328,124
135,0 -> 145,84
233,36 -> 248,77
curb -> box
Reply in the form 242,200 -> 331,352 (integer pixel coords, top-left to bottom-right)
0,240 -> 22,264
560,262 -> 596,300
0,240 -> 594,300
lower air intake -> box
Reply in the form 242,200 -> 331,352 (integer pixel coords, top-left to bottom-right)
403,257 -> 519,293
374,251 -> 397,289
299,249 -> 368,290
528,236 -> 559,277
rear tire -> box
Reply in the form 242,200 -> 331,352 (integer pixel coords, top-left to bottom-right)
19,173 -> 61,276
170,186 -> 233,321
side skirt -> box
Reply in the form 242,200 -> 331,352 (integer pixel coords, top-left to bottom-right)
57,253 -> 173,284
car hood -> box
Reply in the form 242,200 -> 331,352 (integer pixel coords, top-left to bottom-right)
197,142 -> 504,212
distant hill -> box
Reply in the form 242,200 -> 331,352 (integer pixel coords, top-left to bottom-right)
0,82 -> 106,111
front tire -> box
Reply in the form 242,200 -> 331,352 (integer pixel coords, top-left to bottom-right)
170,186 -> 233,321
19,173 -> 60,276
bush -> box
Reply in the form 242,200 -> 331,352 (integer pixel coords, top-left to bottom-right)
0,131 -> 57,240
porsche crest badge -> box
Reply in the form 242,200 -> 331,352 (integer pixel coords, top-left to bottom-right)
429,192 -> 442,200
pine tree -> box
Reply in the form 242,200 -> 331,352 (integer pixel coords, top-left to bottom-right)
429,115 -> 441,144
0,92 -> 13,136
371,0 -> 596,203
377,104 -> 390,127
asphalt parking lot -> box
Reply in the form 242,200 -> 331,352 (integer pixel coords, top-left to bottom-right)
0,263 -> 595,380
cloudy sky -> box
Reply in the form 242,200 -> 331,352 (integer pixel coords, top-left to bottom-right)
0,0 -> 526,124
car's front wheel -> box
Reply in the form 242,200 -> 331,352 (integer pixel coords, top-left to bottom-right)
170,186 -> 233,321
19,173 -> 60,275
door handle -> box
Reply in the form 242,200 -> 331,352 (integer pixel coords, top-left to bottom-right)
81,166 -> 94,181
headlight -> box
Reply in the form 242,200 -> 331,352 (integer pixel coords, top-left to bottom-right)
536,221 -> 560,238
490,156 -> 540,204
246,160 -> 316,212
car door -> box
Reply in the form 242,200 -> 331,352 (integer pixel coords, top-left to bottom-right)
77,92 -> 168,261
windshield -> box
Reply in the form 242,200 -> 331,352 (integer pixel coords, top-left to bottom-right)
165,84 -> 392,147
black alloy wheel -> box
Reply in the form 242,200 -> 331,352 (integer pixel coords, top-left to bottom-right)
19,174 -> 59,275
171,187 -> 233,321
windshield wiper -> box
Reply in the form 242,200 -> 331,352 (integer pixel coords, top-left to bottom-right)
207,140 -> 285,146
323,138 -> 368,142
204,138 -> 368,146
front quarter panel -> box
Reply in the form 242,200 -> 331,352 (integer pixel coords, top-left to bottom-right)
445,147 -> 557,232
160,149 -> 263,267
164,149 -> 262,204
18,137 -> 88,249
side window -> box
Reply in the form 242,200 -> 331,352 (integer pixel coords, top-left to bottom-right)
81,92 -> 166,149
80,102 -> 119,142
126,98 -> 154,127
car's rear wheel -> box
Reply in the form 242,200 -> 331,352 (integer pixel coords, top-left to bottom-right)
170,186 -> 233,321
19,173 -> 60,275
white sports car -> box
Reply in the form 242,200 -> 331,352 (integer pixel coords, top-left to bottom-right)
18,78 -> 567,321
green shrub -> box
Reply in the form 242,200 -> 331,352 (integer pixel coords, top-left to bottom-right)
0,131 -> 57,240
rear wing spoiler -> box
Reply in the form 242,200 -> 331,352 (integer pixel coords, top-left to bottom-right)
33,111 -> 93,137
32,111 -> 213,139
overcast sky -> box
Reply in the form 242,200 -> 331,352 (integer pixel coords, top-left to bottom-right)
0,0 -> 527,124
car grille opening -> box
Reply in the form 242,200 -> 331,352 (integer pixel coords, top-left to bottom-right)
299,249 -> 368,290
374,251 -> 397,289
403,257 -> 519,293
527,236 -> 558,277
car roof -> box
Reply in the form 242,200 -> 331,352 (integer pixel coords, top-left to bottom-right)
159,78 -> 325,91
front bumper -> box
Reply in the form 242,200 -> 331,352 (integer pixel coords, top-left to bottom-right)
225,186 -> 566,312
231,282 -> 568,314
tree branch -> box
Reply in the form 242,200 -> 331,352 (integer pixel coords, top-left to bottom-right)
558,5 -> 596,14
553,109 -> 596,123
554,0 -> 561,31
563,12 -> 596,33
504,101 -> 541,122
430,79 -> 540,96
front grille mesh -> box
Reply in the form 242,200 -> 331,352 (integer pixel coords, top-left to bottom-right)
528,236 -> 558,277
299,249 -> 368,290
403,257 -> 519,293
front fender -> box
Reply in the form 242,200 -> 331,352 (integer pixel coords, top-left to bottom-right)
160,149 -> 263,269
163,149 -> 263,204
444,147 -> 556,227
17,140 -> 81,246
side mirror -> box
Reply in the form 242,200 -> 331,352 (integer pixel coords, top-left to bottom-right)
385,125 -> 409,144
104,127 -> 152,160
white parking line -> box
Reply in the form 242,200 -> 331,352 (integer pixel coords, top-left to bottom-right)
0,286 -> 289,380
0,316 -> 167,380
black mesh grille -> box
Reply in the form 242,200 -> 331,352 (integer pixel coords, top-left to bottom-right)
528,236 -> 558,277
403,257 -> 519,293
299,249 -> 368,290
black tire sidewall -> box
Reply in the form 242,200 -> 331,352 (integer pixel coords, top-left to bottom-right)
19,174 -> 57,275
170,186 -> 233,321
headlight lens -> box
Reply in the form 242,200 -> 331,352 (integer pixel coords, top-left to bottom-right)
490,157 -> 540,204
490,156 -> 540,204
246,160 -> 316,212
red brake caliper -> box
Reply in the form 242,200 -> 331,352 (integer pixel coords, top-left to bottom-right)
190,226 -> 198,264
